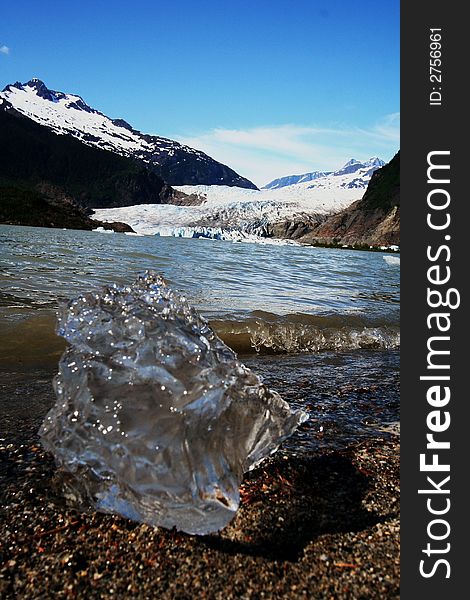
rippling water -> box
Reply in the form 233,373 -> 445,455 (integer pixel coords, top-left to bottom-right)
0,225 -> 400,451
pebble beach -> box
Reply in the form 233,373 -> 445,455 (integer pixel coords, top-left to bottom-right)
0,370 -> 399,599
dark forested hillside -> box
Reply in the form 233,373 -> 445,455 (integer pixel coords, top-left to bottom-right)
0,107 -> 174,212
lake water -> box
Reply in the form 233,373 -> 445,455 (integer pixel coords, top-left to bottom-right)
0,225 -> 400,452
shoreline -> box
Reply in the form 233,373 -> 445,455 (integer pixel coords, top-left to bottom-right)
0,372 -> 399,599
1,223 -> 399,253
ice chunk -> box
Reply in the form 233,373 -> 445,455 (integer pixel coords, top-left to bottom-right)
40,272 -> 306,534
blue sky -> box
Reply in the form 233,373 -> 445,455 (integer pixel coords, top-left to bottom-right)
1,0 -> 399,186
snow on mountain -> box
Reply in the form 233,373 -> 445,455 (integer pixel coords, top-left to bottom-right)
1,79 -> 153,154
263,170 -> 332,190
0,79 -> 256,189
332,157 -> 385,179
263,157 -> 385,190
92,158 -> 386,240
0,79 -> 387,242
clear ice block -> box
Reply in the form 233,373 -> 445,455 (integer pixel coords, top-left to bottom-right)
40,272 -> 306,534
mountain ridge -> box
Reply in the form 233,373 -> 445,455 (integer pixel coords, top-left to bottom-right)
0,79 -> 257,190
263,157 -> 385,190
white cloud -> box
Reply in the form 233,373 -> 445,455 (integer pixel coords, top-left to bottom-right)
174,114 -> 400,187
370,112 -> 400,142
0,45 -> 10,55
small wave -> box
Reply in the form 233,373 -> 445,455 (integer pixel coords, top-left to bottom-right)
0,310 -> 400,370
211,312 -> 400,354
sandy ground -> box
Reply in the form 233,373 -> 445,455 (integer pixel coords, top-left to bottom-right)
0,372 -> 399,599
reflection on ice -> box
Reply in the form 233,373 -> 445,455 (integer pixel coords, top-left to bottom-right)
40,271 -> 306,534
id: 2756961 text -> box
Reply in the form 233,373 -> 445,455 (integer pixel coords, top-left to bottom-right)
429,28 -> 442,106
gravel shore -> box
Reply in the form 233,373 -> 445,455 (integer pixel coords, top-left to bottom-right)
0,371 -> 399,599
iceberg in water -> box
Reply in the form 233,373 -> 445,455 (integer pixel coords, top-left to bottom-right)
40,272 -> 306,534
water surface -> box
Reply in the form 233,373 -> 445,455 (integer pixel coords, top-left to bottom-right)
0,225 -> 400,452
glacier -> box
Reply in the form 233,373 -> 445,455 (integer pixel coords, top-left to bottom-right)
92,159 -> 384,240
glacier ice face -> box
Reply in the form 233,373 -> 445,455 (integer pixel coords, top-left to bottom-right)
40,272 -> 306,534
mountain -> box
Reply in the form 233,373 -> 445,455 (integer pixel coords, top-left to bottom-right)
0,79 -> 257,189
263,170 -> 332,190
0,101 -> 185,230
332,157 -> 385,177
275,152 -> 400,247
0,100 -> 178,208
263,157 -> 385,190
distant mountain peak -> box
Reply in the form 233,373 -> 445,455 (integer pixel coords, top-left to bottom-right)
24,78 -> 58,101
264,157 -> 387,191
3,78 -> 49,91
26,77 -> 47,87
367,156 -> 385,167
333,157 -> 385,177
13,79 -> 95,112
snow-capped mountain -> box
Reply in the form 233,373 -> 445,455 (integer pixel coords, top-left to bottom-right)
333,157 -> 385,178
263,170 -> 332,190
92,157 -> 388,239
263,157 -> 385,190
0,79 -> 257,189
